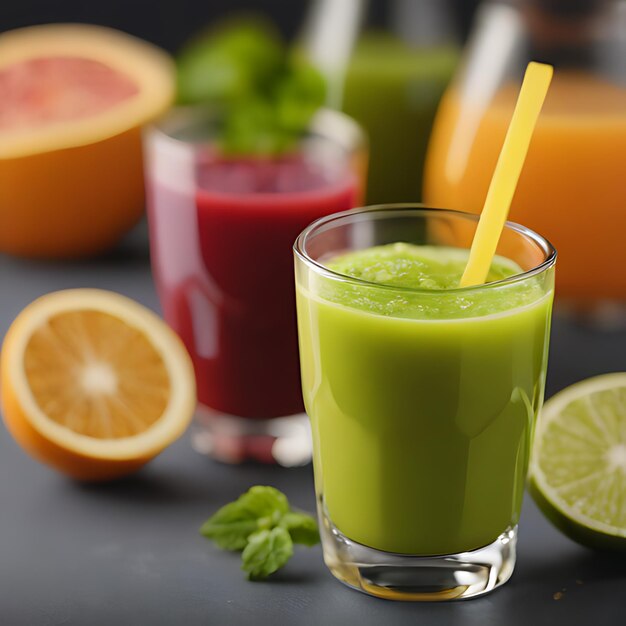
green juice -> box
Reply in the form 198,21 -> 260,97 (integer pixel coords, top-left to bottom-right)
340,34 -> 458,204
297,243 -> 553,555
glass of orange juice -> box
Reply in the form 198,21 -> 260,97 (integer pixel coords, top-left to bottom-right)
424,0 -> 626,316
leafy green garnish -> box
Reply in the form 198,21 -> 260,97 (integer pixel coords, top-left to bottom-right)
279,511 -> 320,547
200,486 -> 320,580
177,19 -> 283,105
242,527 -> 294,580
198,501 -> 259,551
176,18 -> 326,155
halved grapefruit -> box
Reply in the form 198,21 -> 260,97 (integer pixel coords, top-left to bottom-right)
0,24 -> 175,258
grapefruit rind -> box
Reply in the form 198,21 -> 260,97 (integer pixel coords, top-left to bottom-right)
530,373 -> 626,551
1,289 -> 196,462
0,24 -> 175,158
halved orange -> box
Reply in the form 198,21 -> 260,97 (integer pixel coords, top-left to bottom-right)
0,24 -> 175,258
1,289 -> 196,481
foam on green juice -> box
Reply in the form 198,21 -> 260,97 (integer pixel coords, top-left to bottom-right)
323,243 -> 543,319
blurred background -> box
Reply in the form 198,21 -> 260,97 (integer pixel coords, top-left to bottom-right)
0,0 -> 480,48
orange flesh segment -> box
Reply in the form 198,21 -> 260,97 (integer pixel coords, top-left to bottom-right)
0,56 -> 139,131
23,310 -> 170,439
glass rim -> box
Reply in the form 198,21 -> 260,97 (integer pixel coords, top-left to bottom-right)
294,204 -> 557,295
145,105 -> 367,154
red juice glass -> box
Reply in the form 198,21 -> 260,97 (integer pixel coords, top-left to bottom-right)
144,107 -> 365,464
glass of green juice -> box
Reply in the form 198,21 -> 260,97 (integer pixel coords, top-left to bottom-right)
294,205 -> 556,601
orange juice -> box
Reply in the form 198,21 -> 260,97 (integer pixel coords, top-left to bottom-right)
424,73 -> 626,304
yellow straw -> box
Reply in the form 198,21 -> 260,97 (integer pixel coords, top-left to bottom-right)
460,62 -> 553,287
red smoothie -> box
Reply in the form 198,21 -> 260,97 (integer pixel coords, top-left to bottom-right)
147,154 -> 358,419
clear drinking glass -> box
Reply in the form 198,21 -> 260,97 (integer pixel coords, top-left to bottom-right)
144,106 -> 366,465
301,0 -> 459,204
294,205 -> 556,600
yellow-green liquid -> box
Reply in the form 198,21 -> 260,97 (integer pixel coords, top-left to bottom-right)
341,34 -> 458,204
297,244 -> 553,554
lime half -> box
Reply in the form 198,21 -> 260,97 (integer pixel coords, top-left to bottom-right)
530,373 -> 626,552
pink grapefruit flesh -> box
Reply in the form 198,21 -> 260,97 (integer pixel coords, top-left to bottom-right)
0,56 -> 140,131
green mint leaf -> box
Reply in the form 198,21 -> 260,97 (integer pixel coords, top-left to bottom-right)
199,501 -> 259,551
200,486 -> 319,579
177,19 -> 282,105
210,20 -> 282,81
176,18 -> 327,155
274,60 -> 326,132
221,98 -> 281,155
200,486 -> 288,550
177,46 -> 250,105
279,511 -> 320,547
238,485 -> 289,517
242,527 -> 294,580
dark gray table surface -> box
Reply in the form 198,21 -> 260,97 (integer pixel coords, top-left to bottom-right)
1,226 -> 625,625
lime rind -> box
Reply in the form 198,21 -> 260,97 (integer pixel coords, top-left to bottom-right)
530,373 -> 626,550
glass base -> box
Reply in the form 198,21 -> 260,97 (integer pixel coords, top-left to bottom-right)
320,509 -> 517,601
191,404 -> 312,466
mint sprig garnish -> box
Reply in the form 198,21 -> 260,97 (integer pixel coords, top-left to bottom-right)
200,486 -> 320,580
279,511 -> 320,546
242,527 -> 294,580
176,18 -> 326,155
